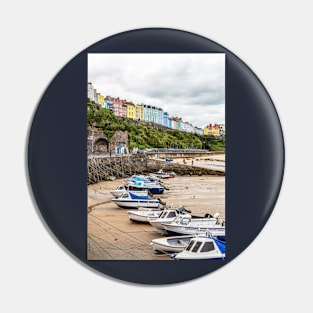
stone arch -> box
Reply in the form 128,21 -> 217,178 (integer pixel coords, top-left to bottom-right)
94,138 -> 108,153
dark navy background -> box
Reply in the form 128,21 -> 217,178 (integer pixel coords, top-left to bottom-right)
27,28 -> 285,285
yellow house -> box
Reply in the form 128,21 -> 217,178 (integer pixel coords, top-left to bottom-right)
97,93 -> 105,107
204,124 -> 225,137
126,102 -> 136,120
135,104 -> 144,121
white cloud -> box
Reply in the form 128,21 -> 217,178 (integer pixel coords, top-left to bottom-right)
88,53 -> 225,128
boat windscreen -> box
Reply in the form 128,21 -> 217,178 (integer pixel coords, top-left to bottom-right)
167,211 -> 177,218
185,240 -> 195,251
191,241 -> 202,252
200,241 -> 215,252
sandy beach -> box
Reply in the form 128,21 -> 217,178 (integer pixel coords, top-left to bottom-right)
87,172 -> 225,260
167,154 -> 225,172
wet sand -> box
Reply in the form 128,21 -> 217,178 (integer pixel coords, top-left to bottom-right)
87,175 -> 225,260
163,154 -> 225,172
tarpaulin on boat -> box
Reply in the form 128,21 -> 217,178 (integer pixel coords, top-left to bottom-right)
214,238 -> 226,254
129,192 -> 150,200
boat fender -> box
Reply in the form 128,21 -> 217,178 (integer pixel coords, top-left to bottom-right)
170,253 -> 177,259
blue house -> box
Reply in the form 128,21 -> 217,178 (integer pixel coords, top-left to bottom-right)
163,112 -> 169,127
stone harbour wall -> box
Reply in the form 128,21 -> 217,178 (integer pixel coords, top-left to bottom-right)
87,155 -> 224,184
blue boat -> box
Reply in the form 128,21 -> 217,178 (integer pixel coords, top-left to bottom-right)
125,176 -> 165,194
111,191 -> 162,209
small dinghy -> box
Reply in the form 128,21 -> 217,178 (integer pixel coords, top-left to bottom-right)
150,234 -> 199,253
127,209 -> 163,223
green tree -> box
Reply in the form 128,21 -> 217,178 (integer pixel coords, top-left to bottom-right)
86,100 -> 225,152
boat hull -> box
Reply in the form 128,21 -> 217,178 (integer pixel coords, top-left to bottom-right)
151,235 -> 196,253
112,199 -> 160,209
172,254 -> 225,260
148,217 -> 176,232
162,224 -> 225,238
128,185 -> 164,194
110,190 -> 148,198
128,210 -> 162,223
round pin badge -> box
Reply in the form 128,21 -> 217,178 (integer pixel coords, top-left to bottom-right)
27,28 -> 285,285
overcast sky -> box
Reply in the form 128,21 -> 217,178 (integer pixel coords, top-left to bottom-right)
88,53 -> 225,128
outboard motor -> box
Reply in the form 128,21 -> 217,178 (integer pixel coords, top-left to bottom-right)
177,205 -> 191,214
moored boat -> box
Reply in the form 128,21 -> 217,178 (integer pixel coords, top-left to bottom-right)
161,213 -> 225,240
147,206 -> 192,234
111,191 -> 162,209
127,209 -> 163,223
109,184 -> 149,198
148,209 -> 179,233
150,169 -> 176,179
171,236 -> 226,260
150,234 -> 199,253
126,175 -> 166,194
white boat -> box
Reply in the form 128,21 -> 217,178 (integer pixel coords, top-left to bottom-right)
137,206 -> 165,211
109,185 -> 149,198
150,169 -> 176,179
127,209 -> 163,223
161,213 -> 225,239
147,206 -> 191,234
150,234 -> 199,253
171,236 -> 226,260
148,209 -> 179,233
111,191 -> 162,209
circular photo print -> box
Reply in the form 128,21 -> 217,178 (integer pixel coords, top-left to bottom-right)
27,28 -> 284,285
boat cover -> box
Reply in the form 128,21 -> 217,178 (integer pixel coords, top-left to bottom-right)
214,238 -> 226,254
129,192 -> 151,200
129,176 -> 150,182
